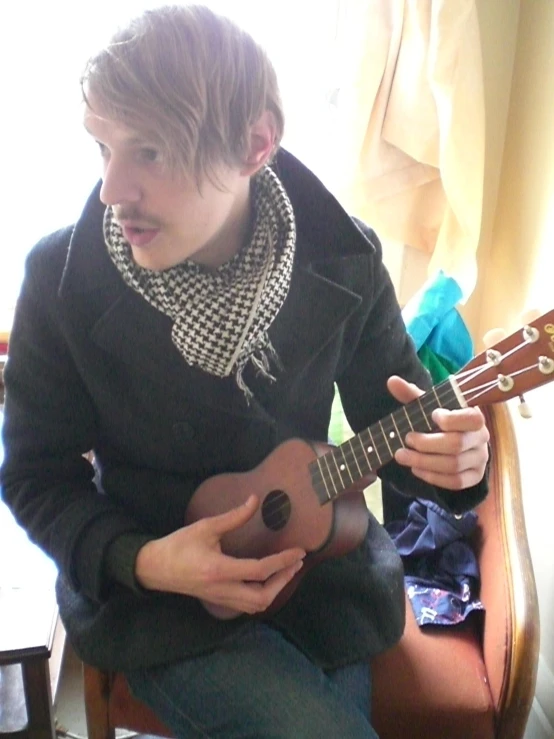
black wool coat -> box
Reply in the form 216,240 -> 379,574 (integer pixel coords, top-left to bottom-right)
0,150 -> 487,671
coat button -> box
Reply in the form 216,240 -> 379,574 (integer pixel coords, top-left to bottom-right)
172,421 -> 196,442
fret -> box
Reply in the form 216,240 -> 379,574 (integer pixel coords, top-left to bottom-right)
416,396 -> 433,431
330,448 -> 349,489
378,420 -> 393,456
336,436 -> 367,487
337,445 -> 355,485
356,430 -> 372,470
388,408 -> 412,440
438,379 -> 462,411
315,457 -> 332,501
432,386 -> 442,408
386,416 -> 400,445
322,453 -> 339,498
353,434 -> 373,474
380,414 -> 405,459
348,438 -> 363,478
406,400 -> 422,431
330,450 -> 343,487
390,413 -> 405,447
367,428 -> 382,465
402,405 -> 414,432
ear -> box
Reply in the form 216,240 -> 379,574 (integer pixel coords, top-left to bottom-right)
241,110 -> 278,176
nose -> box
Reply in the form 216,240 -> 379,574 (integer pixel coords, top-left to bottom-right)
99,157 -> 142,206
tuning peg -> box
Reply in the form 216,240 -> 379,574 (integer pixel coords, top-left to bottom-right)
520,308 -> 541,325
483,328 -> 507,349
518,394 -> 532,419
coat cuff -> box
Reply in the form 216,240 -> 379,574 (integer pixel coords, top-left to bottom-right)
103,533 -> 156,594
381,458 -> 489,516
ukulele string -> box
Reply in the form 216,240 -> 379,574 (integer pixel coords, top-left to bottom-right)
454,335 -> 529,403
312,379 -> 456,506
451,336 -> 535,404
316,343 -> 535,506
451,337 -> 529,394
457,363 -> 539,403
490,337 -> 532,364
264,341 -> 536,521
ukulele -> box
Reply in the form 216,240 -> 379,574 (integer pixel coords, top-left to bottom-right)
185,310 -> 554,618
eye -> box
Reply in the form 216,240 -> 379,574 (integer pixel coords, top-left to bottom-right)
140,147 -> 161,163
96,141 -> 110,159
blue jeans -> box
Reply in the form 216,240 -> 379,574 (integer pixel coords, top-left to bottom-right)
126,623 -> 378,738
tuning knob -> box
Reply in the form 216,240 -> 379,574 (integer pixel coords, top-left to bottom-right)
483,328 -> 507,350
518,394 -> 532,419
520,308 -> 541,325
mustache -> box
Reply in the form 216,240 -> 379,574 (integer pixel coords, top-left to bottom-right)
113,207 -> 161,228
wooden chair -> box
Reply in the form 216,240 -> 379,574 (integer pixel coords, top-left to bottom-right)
83,403 -> 540,739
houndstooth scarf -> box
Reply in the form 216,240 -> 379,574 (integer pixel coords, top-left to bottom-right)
103,165 -> 296,398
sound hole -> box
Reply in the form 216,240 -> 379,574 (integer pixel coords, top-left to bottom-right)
261,490 -> 291,532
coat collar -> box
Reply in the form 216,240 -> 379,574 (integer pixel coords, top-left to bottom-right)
59,148 -> 374,296
58,150 -> 375,417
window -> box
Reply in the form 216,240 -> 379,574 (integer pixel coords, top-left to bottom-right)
0,1 -> 343,321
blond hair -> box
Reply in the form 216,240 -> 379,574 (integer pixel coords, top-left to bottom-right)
81,4 -> 284,182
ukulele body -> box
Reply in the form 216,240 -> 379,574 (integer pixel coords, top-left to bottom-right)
184,438 -> 372,616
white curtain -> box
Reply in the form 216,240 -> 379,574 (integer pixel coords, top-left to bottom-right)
327,0 -> 485,298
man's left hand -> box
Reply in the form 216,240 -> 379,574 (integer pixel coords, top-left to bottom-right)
387,375 -> 490,491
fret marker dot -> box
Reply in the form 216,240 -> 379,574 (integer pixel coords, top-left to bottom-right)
340,464 -> 345,471
367,446 -> 373,453
389,432 -> 395,439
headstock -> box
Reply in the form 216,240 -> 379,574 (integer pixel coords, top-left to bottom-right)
454,310 -> 554,408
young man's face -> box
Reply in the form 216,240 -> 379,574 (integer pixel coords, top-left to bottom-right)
84,100 -> 252,271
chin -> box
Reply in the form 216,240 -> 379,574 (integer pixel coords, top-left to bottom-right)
132,243 -> 198,272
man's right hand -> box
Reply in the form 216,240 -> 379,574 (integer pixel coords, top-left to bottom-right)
135,495 -> 306,618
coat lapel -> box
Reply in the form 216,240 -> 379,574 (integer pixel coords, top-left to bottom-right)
268,261 -> 363,378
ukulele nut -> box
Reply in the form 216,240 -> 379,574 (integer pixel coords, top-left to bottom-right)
538,356 -> 554,375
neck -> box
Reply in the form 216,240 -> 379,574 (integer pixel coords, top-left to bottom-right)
192,180 -> 253,270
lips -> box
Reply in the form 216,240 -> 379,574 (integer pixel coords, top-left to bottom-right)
121,224 -> 160,248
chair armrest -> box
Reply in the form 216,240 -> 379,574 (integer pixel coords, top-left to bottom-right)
475,403 -> 540,738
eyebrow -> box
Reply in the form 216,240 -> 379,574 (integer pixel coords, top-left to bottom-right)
83,122 -> 153,148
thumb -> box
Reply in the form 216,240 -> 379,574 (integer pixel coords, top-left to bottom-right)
387,375 -> 424,405
209,494 -> 260,536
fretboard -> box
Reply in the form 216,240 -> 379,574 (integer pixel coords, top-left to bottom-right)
310,377 -> 463,505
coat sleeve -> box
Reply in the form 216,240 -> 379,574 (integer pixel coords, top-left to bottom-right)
0,237 -> 156,602
336,223 -> 488,516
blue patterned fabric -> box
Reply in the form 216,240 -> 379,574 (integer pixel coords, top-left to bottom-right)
386,499 -> 484,626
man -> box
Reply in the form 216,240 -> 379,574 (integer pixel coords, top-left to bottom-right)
0,5 -> 489,737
